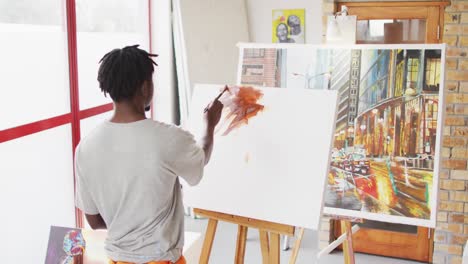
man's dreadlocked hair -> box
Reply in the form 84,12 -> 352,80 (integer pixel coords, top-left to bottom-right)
97,45 -> 158,102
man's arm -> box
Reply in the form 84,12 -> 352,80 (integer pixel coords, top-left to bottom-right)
200,125 -> 215,165
85,213 -> 107,230
200,98 -> 223,165
170,97 -> 222,186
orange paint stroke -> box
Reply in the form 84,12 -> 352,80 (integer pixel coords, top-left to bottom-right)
219,86 -> 264,136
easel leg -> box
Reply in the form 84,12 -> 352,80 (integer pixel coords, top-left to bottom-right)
269,232 -> 281,264
288,227 -> 305,264
259,230 -> 269,264
235,225 -> 248,264
341,220 -> 355,264
199,218 -> 218,264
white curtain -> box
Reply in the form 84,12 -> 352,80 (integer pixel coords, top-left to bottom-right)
151,0 -> 179,124
172,0 -> 191,126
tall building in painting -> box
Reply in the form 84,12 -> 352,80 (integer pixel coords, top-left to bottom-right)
348,50 -> 362,138
328,49 -> 362,149
329,49 -> 350,149
307,49 -> 331,90
240,48 -> 282,87
355,49 -> 441,163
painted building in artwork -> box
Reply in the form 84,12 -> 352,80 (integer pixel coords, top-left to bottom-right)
240,48 -> 281,87
347,50 -> 362,142
354,49 -> 441,164
329,49 -> 362,150
307,49 -> 331,90
329,49 -> 351,149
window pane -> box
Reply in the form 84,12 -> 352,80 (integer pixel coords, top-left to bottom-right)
0,125 -> 75,261
0,0 -> 62,25
0,0 -> 70,130
357,19 -> 426,44
76,0 -> 149,110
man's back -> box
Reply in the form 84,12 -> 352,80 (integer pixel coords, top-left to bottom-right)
75,119 -> 204,263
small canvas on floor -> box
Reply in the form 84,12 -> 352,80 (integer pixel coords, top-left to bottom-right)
184,84 -> 338,230
45,226 -> 107,264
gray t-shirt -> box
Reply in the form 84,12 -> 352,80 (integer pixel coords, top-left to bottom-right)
75,119 -> 204,263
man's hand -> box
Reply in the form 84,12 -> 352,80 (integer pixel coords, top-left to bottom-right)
201,98 -> 223,165
204,99 -> 223,130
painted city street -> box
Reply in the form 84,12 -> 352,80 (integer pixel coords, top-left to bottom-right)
325,156 -> 432,218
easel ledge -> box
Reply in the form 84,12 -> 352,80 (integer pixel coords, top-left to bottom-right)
194,208 -> 295,235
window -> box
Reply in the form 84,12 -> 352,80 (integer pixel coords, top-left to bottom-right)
0,1 -> 75,261
244,48 -> 265,58
395,60 -> 405,97
406,57 -> 419,89
0,0 -> 70,130
242,65 -> 264,76
425,58 -> 440,91
76,0 -> 149,111
76,0 -> 145,32
357,19 -> 426,44
0,0 -> 62,25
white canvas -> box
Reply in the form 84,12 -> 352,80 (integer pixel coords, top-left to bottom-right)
183,84 -> 338,230
235,43 -> 446,228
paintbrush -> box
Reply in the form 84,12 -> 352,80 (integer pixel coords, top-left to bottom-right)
204,85 -> 229,113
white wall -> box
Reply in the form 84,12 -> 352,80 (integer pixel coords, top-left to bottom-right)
246,0 -> 323,44
173,0 -> 250,124
178,0 -> 250,87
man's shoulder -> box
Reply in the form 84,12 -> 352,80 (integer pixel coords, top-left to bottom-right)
78,121 -> 106,143
152,121 -> 196,140
75,122 -> 107,155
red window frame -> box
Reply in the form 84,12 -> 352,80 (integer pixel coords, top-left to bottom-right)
0,0 -> 152,228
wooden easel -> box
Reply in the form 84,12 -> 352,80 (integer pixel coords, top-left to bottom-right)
195,207 -> 360,263
340,220 -> 356,264
316,216 -> 363,264
194,208 -> 304,264
287,221 -> 358,264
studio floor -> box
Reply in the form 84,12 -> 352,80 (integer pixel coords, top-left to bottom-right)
184,216 -> 420,264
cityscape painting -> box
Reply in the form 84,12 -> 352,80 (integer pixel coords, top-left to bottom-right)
237,43 -> 445,227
